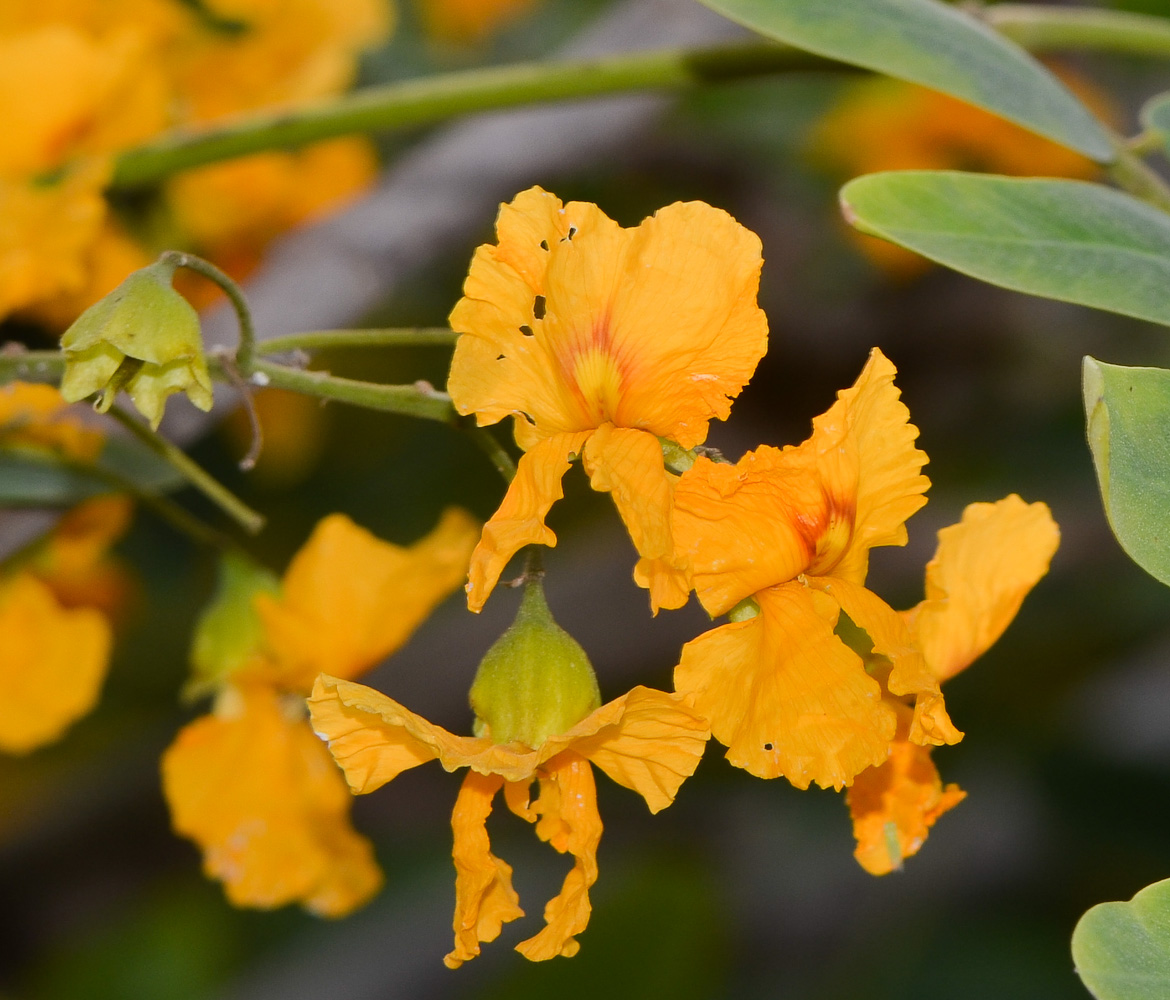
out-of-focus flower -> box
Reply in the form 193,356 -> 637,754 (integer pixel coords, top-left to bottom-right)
448,187 -> 768,613
848,494 -> 1059,874
162,509 -> 479,915
59,259 -> 213,428
308,574 -> 709,966
671,348 -> 958,790
809,73 -> 1111,277
0,381 -> 104,461
419,0 -> 539,44
222,387 -> 329,487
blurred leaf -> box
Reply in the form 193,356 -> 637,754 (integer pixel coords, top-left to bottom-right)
1073,876 -> 1170,999
1140,91 -> 1170,157
0,435 -> 181,506
697,0 -> 1114,161
841,172 -> 1170,327
1082,358 -> 1170,587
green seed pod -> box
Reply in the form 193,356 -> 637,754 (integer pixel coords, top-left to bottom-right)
469,577 -> 601,747
60,259 -> 213,428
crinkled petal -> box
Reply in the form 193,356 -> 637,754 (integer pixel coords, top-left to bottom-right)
632,554 -> 692,613
672,450 -> 821,616
310,677 -> 707,802
807,574 -> 961,748
674,582 -> 894,789
0,573 -> 110,754
160,685 -> 382,916
847,719 -> 966,876
466,430 -> 591,612
445,770 -> 524,969
906,495 -> 1059,682
583,424 -> 672,562
258,508 -> 478,688
515,754 -> 601,961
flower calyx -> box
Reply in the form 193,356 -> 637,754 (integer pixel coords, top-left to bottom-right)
469,575 -> 601,748
59,258 -> 213,428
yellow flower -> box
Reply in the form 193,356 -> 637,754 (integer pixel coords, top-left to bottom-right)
308,676 -> 710,965
848,494 -> 1059,874
0,381 -> 104,461
448,187 -> 768,613
672,348 -> 957,790
161,509 -> 479,915
0,572 -> 111,755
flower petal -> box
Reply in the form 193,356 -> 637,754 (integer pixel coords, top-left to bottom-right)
0,381 -> 104,461
674,582 -> 895,789
515,754 -> 601,961
445,770 -> 524,969
466,430 -> 591,612
161,685 -> 382,916
906,495 -> 1059,682
0,573 -> 110,754
258,508 -> 478,688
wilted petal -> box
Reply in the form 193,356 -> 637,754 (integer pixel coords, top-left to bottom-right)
674,582 -> 894,789
906,495 -> 1059,682
445,770 -> 524,969
161,685 -> 382,916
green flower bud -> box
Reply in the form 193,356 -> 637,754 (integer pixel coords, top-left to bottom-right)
185,552 -> 280,701
469,577 -> 601,747
59,259 -> 213,429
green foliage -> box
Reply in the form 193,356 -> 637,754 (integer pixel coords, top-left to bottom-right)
1140,91 -> 1170,157
840,171 -> 1170,327
697,0 -> 1114,160
1082,358 -> 1170,587
1073,877 -> 1170,1000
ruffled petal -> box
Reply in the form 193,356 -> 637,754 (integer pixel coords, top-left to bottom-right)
632,554 -> 692,613
466,430 -> 591,612
0,573 -> 110,754
258,508 -> 478,688
807,574 -> 962,748
847,712 -> 966,876
674,582 -> 894,789
515,754 -> 601,961
160,685 -> 382,916
445,770 -> 524,969
906,495 -> 1059,682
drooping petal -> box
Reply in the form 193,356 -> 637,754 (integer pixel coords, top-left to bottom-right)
257,508 -> 478,688
674,582 -> 895,789
515,754 -> 601,961
445,770 -> 524,969
0,573 -> 110,755
632,554 -> 692,614
310,676 -> 708,800
466,430 -> 591,612
813,348 -> 930,584
807,574 -> 962,748
160,685 -> 382,916
847,710 -> 966,876
672,450 -> 822,616
906,495 -> 1059,682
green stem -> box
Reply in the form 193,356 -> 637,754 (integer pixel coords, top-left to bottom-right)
985,4 -> 1170,57
0,349 -> 66,384
159,250 -> 258,374
257,327 -> 458,355
107,405 -> 265,534
464,421 -> 517,482
110,43 -> 831,188
1107,132 -> 1170,213
249,358 -> 456,422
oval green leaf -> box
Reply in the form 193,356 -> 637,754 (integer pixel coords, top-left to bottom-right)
698,0 -> 1114,161
841,171 -> 1170,327
1082,358 -> 1170,587
1073,876 -> 1170,1000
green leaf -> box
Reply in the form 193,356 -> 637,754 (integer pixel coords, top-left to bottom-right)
1082,358 -> 1170,587
841,171 -> 1170,327
1140,91 -> 1170,157
698,0 -> 1114,161
1073,876 -> 1170,999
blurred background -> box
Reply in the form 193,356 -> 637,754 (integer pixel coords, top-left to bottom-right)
4,0 -> 1170,997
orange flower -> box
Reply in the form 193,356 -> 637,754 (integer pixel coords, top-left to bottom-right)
419,0 -> 538,43
0,571 -> 110,754
448,187 -> 768,613
848,494 -> 1059,874
308,676 -> 710,965
162,509 -> 479,915
0,381 -> 104,461
672,348 -> 957,790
